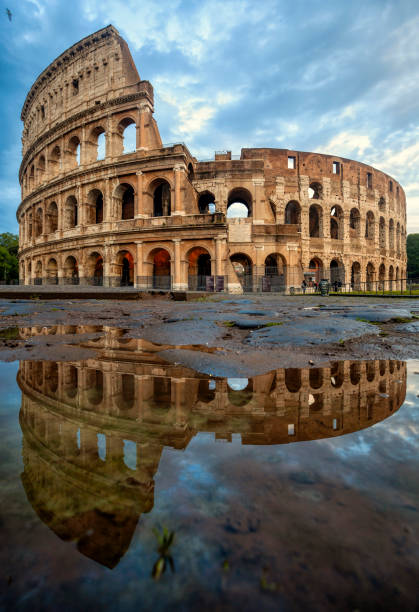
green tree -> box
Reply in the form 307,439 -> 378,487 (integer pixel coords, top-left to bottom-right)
407,234 -> 419,278
0,233 -> 19,282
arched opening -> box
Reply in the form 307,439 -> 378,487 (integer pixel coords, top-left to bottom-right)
121,184 -> 135,220
379,217 -> 386,249
309,204 -> 322,237
351,262 -> 361,290
330,259 -> 344,289
63,255 -> 79,285
227,378 -> 253,407
46,258 -> 58,285
46,202 -> 58,233
198,191 -> 216,214
308,258 -> 324,285
308,182 -> 322,199
389,219 -> 394,250
49,145 -> 61,175
263,253 -> 286,291
230,253 -> 253,292
153,180 -> 171,217
45,362 -> 58,395
34,260 -> 42,285
285,369 -> 301,393
284,201 -> 301,224
118,118 -> 136,154
188,163 -> 194,181
366,262 -> 375,291
396,222 -> 401,254
150,248 -> 171,289
330,362 -> 344,388
87,252 -> 103,286
378,197 -> 386,212
34,207 -> 43,237
87,189 -> 104,224
379,263 -> 385,290
389,265 -> 394,291
188,247 -> 211,290
38,155 -> 46,182
350,362 -> 361,385
349,208 -> 360,236
64,365 -> 78,400
117,374 -> 135,411
117,251 -> 134,287
330,205 -> 343,240
64,195 -> 78,229
309,368 -> 323,389
227,188 -> 252,218
366,361 -> 375,382
68,135 -> 81,168
86,370 -> 103,406
365,211 -> 375,239
92,127 -> 106,161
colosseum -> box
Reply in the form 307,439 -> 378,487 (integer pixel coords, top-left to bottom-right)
17,25 -> 407,293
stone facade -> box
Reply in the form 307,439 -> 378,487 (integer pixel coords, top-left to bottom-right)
17,25 -> 407,293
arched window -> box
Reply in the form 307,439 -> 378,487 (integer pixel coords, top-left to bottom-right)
330,205 -> 343,240
198,191 -> 216,214
46,202 -> 58,233
88,126 -> 106,162
379,217 -> 386,248
153,180 -> 171,217
87,189 -> 104,224
227,188 -> 252,218
309,204 -> 322,237
378,197 -> 386,212
284,201 -> 301,224
308,182 -> 322,199
349,208 -> 360,236
34,207 -> 43,237
365,211 -> 375,239
68,136 -> 81,168
118,117 -> 136,155
64,195 -> 78,229
49,145 -> 61,174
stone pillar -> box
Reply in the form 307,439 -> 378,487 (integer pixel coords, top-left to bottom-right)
173,164 -> 185,215
135,171 -> 145,217
252,178 -> 265,224
173,239 -> 186,290
215,236 -> 227,278
103,244 -> 111,287
135,241 -> 144,288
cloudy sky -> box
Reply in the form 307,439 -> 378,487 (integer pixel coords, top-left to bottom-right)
1,0 -> 418,234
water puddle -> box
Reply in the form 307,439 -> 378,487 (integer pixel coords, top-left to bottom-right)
0,352 -> 417,610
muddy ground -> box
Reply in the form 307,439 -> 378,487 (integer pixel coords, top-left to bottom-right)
0,294 -> 418,376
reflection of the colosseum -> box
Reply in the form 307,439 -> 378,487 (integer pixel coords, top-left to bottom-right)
18,349 -> 406,568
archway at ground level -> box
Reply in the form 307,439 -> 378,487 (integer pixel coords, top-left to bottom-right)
330,259 -> 345,288
351,262 -> 361,290
366,262 -> 375,291
230,253 -> 253,291
117,251 -> 134,286
149,248 -> 171,289
63,256 -> 79,284
389,265 -> 394,291
87,252 -> 103,285
46,258 -> 58,285
307,258 -> 324,285
379,263 -> 386,290
188,247 -> 211,290
263,253 -> 286,291
34,260 -> 42,285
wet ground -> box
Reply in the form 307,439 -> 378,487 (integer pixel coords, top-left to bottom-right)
0,295 -> 418,610
0,294 -> 418,373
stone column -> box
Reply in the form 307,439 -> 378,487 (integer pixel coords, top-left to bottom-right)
252,178 -> 265,224
135,241 -> 144,288
215,236 -> 227,278
135,171 -> 145,217
173,239 -> 186,290
173,164 -> 185,215
103,244 -> 112,287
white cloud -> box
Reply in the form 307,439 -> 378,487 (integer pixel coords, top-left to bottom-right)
322,131 -> 373,158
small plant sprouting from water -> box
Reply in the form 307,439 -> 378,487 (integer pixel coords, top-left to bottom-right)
152,526 -> 175,580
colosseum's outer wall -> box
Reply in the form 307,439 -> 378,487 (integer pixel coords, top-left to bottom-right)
17,25 -> 407,293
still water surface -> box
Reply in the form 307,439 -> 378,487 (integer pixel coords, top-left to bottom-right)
0,352 -> 418,611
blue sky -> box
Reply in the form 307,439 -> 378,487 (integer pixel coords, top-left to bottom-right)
1,0 -> 418,234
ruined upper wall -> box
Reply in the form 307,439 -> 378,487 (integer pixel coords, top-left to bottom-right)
21,25 -> 151,155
